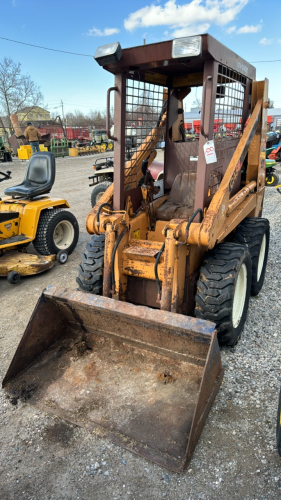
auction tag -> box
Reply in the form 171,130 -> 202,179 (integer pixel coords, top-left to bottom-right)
203,140 -> 217,164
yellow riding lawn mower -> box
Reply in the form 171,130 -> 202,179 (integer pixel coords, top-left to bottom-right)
0,152 -> 79,283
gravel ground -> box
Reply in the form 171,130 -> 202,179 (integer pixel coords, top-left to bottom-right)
0,155 -> 281,500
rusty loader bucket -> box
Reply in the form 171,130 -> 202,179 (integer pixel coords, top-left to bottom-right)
2,286 -> 223,472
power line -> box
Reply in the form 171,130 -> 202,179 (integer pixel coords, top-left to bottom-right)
1,36 -> 281,64
250,60 -> 281,63
3,35 -> 281,65
0,36 -> 93,57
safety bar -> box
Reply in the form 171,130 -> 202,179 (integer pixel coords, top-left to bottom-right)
200,76 -> 212,139
106,86 -> 118,141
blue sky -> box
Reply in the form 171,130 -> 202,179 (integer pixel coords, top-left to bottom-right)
1,0 -> 281,115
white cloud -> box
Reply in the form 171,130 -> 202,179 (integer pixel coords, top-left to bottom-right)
236,24 -> 261,34
172,23 -> 210,38
259,37 -> 272,45
278,39 -> 281,43
226,26 -> 236,34
124,0 -> 249,32
87,27 -> 120,37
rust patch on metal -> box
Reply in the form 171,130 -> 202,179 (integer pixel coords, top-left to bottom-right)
157,370 -> 177,384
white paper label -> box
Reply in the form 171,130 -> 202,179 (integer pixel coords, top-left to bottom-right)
203,140 -> 217,164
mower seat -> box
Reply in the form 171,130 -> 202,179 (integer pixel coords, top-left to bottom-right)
4,152 -> 56,199
156,172 -> 196,221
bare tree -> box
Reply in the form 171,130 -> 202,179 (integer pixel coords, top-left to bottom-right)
64,109 -> 106,129
0,57 -> 43,132
268,98 -> 274,109
192,97 -> 202,108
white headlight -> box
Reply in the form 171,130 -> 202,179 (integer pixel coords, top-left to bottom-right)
172,36 -> 202,59
94,42 -> 122,66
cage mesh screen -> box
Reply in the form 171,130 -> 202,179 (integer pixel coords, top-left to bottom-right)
209,65 -> 247,195
125,75 -> 166,190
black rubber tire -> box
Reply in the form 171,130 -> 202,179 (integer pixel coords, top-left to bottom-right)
91,181 -> 112,208
7,271 -> 20,284
277,386 -> 281,456
33,209 -> 79,256
56,250 -> 68,264
76,233 -> 105,294
195,243 -> 252,347
233,217 -> 270,296
266,171 -> 279,186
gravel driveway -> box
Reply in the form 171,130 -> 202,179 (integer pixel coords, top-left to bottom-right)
0,155 -> 281,500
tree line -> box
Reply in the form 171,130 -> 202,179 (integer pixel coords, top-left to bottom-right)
58,110 -> 107,129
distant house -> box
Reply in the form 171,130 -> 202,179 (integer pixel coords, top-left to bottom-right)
17,106 -> 50,123
0,106 -> 52,139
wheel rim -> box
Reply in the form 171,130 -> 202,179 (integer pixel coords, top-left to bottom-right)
266,174 -> 274,185
95,191 -> 105,203
257,234 -> 266,281
107,142 -> 113,150
53,220 -> 74,249
232,263 -> 247,328
101,143 -> 106,152
59,252 -> 68,263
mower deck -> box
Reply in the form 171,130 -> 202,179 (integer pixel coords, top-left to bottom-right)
0,251 -> 55,277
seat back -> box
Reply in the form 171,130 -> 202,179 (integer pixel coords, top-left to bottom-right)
156,172 -> 197,222
4,152 -> 56,199
25,152 -> 55,188
168,172 -> 197,206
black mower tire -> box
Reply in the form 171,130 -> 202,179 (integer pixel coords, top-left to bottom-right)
195,243 -> 252,347
56,250 -> 68,264
233,217 -> 270,296
33,209 -> 79,256
91,181 -> 112,208
7,271 -> 20,284
266,172 -> 279,186
76,233 -> 105,294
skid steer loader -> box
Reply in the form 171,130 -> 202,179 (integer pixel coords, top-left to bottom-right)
3,35 -> 269,472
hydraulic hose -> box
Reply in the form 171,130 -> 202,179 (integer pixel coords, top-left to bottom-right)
177,208 -> 203,245
111,228 -> 129,295
154,242 -> 165,300
96,202 -> 113,229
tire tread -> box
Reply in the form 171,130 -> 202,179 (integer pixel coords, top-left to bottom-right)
195,243 -> 252,346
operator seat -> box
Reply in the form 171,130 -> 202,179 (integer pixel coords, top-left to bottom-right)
156,172 -> 196,221
4,152 -> 56,199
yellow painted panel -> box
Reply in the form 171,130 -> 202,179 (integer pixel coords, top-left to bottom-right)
69,148 -> 79,157
172,73 -> 203,87
122,257 -> 163,280
145,71 -> 167,85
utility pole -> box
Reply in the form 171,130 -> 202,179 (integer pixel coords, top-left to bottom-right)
61,100 -> 65,125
